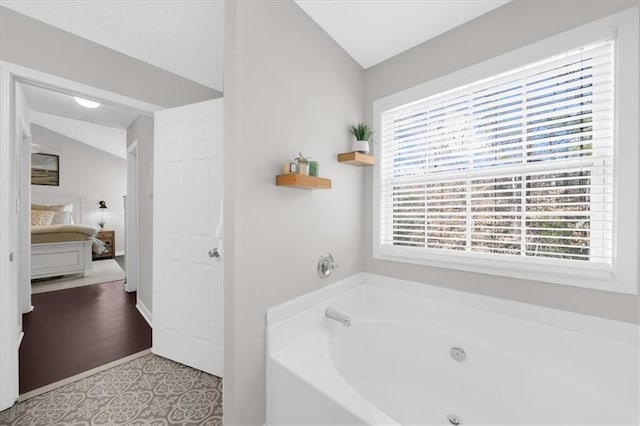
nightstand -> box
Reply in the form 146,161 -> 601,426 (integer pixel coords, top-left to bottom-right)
94,230 -> 115,260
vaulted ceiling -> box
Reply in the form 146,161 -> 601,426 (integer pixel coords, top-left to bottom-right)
1,0 -> 225,91
3,1 -> 511,90
22,84 -> 140,130
21,84 -> 139,159
295,0 -> 510,68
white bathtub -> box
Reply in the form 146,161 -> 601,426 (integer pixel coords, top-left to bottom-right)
266,273 -> 639,425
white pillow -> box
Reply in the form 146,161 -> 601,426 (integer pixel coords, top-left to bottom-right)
32,204 -> 74,224
51,211 -> 73,225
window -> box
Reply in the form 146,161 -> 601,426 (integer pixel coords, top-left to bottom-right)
373,9 -> 639,294
382,40 -> 613,260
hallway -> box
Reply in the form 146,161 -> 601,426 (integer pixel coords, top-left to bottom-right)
19,280 -> 151,394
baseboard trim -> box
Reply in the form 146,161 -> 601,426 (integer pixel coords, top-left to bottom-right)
136,301 -> 153,327
18,349 -> 151,401
115,250 -> 125,256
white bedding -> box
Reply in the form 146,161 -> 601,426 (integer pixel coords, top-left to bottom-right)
31,224 -> 98,237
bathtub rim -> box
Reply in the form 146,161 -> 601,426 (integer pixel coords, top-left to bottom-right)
266,272 -> 638,345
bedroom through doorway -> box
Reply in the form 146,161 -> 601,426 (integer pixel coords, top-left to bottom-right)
2,59 -> 224,413
17,80 -> 153,397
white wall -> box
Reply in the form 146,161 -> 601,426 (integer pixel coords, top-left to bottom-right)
223,1 -> 365,424
127,115 -> 154,313
31,111 -> 127,159
363,0 -> 640,323
31,124 -> 126,253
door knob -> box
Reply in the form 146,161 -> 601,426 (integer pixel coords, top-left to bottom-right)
208,248 -> 220,258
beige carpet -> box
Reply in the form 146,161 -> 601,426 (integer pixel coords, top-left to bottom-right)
0,353 -> 223,425
32,259 -> 126,294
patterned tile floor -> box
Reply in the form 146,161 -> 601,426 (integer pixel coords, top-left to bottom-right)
0,354 -> 222,425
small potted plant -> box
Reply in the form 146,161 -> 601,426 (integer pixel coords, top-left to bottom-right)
350,122 -> 373,154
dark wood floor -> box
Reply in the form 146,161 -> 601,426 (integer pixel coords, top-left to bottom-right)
19,280 -> 151,394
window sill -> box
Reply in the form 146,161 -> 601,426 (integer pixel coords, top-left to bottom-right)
374,245 -> 636,295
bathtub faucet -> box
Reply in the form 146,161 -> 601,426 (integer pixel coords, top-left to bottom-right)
325,307 -> 351,327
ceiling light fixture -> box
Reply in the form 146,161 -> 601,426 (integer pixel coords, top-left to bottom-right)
74,96 -> 101,109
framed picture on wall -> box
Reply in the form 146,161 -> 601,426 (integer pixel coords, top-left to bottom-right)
31,153 -> 59,186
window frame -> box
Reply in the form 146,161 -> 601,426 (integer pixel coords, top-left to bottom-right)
372,7 -> 639,294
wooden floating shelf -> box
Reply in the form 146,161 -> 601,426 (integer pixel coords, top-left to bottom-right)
275,174 -> 332,189
337,151 -> 375,166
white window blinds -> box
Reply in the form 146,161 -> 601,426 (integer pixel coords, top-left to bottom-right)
379,39 -> 614,265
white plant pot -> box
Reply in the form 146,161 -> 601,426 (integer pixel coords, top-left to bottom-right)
352,139 -> 370,154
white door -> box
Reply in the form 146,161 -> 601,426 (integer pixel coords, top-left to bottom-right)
153,99 -> 223,377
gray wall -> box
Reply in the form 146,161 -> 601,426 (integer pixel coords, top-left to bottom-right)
223,1 -> 365,424
222,0 -> 238,420
127,115 -> 154,313
0,6 -> 221,108
363,0 -> 640,323
31,124 -> 126,252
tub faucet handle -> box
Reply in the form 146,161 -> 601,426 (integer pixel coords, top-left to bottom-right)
317,253 -> 338,278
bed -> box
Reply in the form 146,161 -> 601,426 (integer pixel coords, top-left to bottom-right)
31,224 -> 98,279
30,191 -> 102,280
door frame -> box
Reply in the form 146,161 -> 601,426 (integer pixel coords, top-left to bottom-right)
0,60 -> 162,410
125,141 -> 139,293
17,115 -> 32,317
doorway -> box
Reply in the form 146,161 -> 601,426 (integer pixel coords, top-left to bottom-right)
0,61 -> 160,406
1,61 -> 224,410
17,80 -> 152,396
